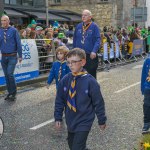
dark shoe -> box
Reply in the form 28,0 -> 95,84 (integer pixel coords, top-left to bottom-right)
4,94 -> 11,100
142,123 -> 150,134
5,92 -> 16,101
7,95 -> 16,101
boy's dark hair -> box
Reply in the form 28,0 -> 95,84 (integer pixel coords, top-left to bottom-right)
66,48 -> 86,59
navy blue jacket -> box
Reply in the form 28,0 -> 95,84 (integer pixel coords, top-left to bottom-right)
54,73 -> 107,132
141,58 -> 150,94
47,61 -> 70,89
73,22 -> 101,54
0,26 -> 22,58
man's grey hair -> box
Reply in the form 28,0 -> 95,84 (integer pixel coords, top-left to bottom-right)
1,15 -> 10,20
82,9 -> 92,16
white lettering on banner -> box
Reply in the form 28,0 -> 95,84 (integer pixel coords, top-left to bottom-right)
0,39 -> 39,85
16,62 -> 33,69
22,41 -> 31,60
15,74 -> 31,80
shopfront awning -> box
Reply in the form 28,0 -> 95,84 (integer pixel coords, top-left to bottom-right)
49,10 -> 81,22
4,8 -> 28,18
4,7 -> 82,22
60,14 -> 81,21
20,10 -> 69,21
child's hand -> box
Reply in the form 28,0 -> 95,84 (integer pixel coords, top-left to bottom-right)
55,121 -> 61,130
99,124 -> 106,130
46,84 -> 50,89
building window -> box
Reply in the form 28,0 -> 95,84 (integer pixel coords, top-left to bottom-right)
54,0 -> 61,3
4,0 -> 9,4
22,0 -> 33,6
4,0 -> 33,6
97,0 -> 110,2
10,0 -> 22,5
50,0 -> 61,5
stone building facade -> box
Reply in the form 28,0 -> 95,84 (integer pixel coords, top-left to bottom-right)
123,0 -> 146,26
48,0 -> 146,28
49,0 -> 114,29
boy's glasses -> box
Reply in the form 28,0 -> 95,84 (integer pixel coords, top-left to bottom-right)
66,60 -> 82,66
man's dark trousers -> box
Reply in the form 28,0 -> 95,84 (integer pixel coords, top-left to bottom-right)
1,55 -> 17,95
84,53 -> 98,79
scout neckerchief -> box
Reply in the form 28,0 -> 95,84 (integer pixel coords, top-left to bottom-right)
3,29 -> 7,43
58,60 -> 66,81
81,22 -> 92,44
146,69 -> 150,82
67,70 -> 88,112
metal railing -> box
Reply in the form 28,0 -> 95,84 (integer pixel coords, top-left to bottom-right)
35,39 -> 56,74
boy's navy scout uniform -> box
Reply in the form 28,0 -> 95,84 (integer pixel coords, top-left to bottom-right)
141,58 -> 150,133
54,72 -> 106,148
47,61 -> 70,89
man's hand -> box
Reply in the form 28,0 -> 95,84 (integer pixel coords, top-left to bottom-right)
18,58 -> 22,63
55,121 -> 61,130
90,52 -> 96,59
99,124 -> 106,130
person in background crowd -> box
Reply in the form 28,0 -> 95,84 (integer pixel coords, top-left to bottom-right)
54,48 -> 106,150
66,33 -> 74,50
66,25 -> 74,38
35,26 -> 44,39
73,9 -> 101,79
26,27 -> 31,39
128,30 -> 140,56
0,15 -> 22,101
141,57 -> 150,134
47,46 -> 70,89
29,30 -> 36,39
20,29 -> 27,39
54,32 -> 67,48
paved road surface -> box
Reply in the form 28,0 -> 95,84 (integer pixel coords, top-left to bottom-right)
0,60 -> 144,150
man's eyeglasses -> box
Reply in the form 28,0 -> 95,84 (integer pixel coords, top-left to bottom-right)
82,14 -> 89,17
66,60 -> 82,66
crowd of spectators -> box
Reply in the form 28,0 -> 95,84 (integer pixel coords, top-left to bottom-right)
11,20 -> 150,73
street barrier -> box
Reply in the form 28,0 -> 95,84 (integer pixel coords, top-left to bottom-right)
0,39 -> 55,86
0,38 -> 147,86
35,39 -> 56,74
98,39 -> 146,70
0,39 -> 39,86
130,39 -> 145,61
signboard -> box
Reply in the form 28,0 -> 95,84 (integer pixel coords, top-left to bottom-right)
131,39 -> 144,57
0,39 -> 39,85
131,7 -> 147,22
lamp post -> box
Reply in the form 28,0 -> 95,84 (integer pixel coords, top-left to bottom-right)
0,0 -> 4,17
46,0 -> 49,26
122,0 -> 125,27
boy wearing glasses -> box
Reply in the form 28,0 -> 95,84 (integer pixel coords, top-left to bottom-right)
54,48 -> 107,150
47,46 -> 70,89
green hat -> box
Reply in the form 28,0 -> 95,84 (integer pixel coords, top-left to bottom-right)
35,26 -> 43,31
58,33 -> 65,38
31,19 -> 36,25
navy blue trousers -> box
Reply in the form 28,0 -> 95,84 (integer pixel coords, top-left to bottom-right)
67,131 -> 89,150
1,55 -> 17,94
84,54 -> 98,79
143,89 -> 150,123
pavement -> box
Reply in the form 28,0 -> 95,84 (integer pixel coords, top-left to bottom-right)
0,59 -> 145,150
0,118 -> 3,138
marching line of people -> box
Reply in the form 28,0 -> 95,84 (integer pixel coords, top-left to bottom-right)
0,8 -> 150,150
